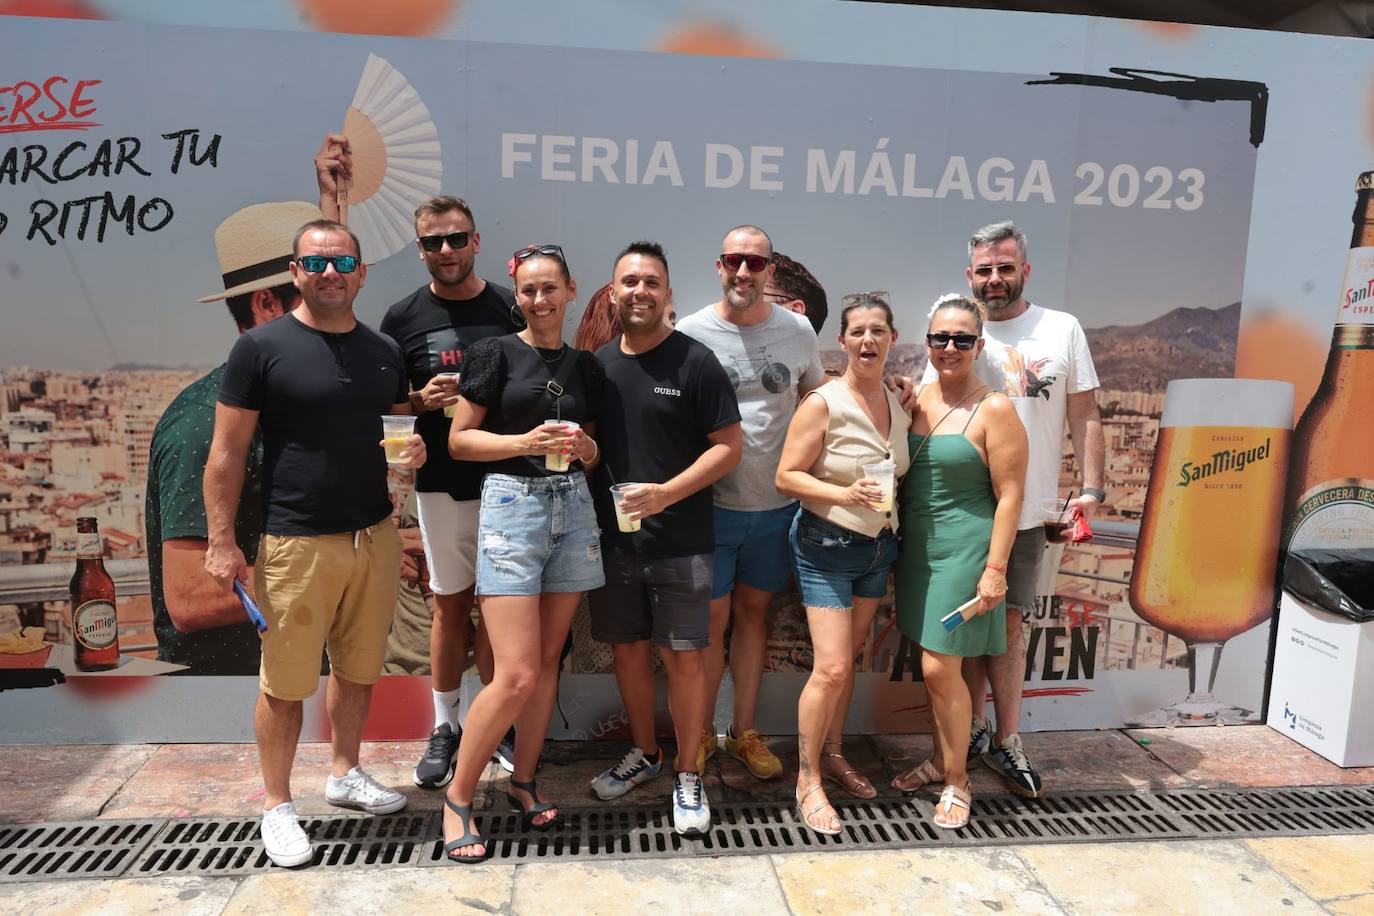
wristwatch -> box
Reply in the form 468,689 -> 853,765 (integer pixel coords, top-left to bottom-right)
1081,487 -> 1106,502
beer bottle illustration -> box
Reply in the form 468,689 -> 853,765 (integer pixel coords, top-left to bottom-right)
68,516 -> 120,671
1283,172 -> 1374,550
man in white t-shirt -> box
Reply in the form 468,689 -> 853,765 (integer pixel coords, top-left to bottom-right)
920,221 -> 1105,798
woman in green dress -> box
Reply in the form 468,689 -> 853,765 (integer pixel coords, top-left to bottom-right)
892,295 -> 1026,829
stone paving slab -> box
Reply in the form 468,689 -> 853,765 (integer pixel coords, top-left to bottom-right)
771,847 -> 1064,915
98,742 -> 501,818
1124,725 -> 1374,788
0,875 -> 238,916
222,863 -> 516,915
509,855 -> 790,914
0,745 -> 158,823
1246,835 -> 1374,904
1014,839 -> 1327,914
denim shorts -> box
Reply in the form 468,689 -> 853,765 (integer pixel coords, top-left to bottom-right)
710,503 -> 798,599
789,510 -> 898,610
475,472 -> 605,597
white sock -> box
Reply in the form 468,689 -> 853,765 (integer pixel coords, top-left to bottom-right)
433,688 -> 461,730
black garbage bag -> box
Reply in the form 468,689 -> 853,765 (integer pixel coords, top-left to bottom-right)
1283,549 -> 1374,623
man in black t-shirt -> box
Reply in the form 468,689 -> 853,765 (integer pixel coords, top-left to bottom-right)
586,241 -> 742,837
205,219 -> 426,868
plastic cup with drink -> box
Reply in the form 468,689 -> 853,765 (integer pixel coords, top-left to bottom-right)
861,460 -> 897,511
381,414 -> 417,465
544,419 -> 580,472
1041,497 -> 1072,543
437,372 -> 461,418
610,483 -> 642,533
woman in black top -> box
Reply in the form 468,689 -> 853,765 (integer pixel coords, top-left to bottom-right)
440,245 -> 604,863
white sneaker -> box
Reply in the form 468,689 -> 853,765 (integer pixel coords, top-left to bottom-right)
260,802 -> 312,867
325,766 -> 407,815
590,747 -> 663,801
672,772 -> 711,836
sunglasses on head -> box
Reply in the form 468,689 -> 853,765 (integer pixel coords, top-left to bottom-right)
841,290 -> 891,308
927,332 -> 980,350
417,231 -> 470,252
296,254 -> 359,274
719,252 -> 771,273
514,244 -> 565,263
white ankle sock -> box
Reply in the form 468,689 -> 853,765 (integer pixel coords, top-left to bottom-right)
433,688 -> 461,729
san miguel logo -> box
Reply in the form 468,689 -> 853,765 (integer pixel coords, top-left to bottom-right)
1177,438 -> 1272,487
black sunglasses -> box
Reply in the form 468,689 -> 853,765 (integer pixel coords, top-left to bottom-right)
719,252 -> 771,272
927,332 -> 980,351
417,231 -> 470,252
514,244 -> 565,263
296,254 -> 359,274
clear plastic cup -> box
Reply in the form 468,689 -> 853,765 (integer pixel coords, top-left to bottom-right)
610,483 -> 641,532
544,419 -> 580,472
861,460 -> 897,511
381,414 -> 417,465
1041,497 -> 1071,543
437,372 -> 461,418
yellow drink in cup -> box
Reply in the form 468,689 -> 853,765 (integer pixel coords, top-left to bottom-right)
437,372 -> 461,418
610,483 -> 641,533
862,460 -> 896,511
381,414 -> 417,466
544,419 -> 580,472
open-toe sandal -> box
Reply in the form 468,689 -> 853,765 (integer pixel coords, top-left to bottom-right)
822,746 -> 877,799
795,783 -> 842,837
442,797 -> 490,864
932,783 -> 972,830
506,778 -> 559,831
891,759 -> 943,794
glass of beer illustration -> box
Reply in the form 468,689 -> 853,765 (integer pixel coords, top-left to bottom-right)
1127,378 -> 1294,726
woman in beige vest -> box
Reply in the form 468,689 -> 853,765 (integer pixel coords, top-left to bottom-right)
775,292 -> 911,835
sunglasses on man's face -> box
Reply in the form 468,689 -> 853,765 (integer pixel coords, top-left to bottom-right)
719,252 -> 771,273
296,254 -> 359,274
927,332 -> 980,351
418,231 -> 470,252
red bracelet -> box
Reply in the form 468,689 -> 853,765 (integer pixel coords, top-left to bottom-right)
985,561 -> 1007,573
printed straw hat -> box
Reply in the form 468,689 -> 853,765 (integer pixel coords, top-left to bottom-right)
197,201 -> 323,303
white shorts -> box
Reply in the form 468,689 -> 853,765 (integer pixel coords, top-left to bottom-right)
415,491 -> 480,595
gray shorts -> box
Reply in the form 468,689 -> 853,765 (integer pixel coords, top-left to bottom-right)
1005,526 -> 1048,610
589,550 -> 712,651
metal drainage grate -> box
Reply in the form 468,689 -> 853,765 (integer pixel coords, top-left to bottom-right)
130,812 -> 434,878
0,820 -> 161,883
5,784 -> 1374,880
1154,785 -> 1374,838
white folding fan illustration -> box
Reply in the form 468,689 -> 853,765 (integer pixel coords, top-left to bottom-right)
336,53 -> 443,262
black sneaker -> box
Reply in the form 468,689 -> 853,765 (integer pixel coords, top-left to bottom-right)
493,726 -> 516,774
983,733 -> 1044,798
413,723 -> 460,789
967,717 -> 992,764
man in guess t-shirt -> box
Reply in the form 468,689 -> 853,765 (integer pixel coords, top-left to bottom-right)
586,241 -> 742,836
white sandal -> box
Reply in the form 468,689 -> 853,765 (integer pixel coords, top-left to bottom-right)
795,783 -> 841,836
932,783 -> 972,830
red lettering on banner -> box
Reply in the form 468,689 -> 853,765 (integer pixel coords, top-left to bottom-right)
0,77 -> 102,134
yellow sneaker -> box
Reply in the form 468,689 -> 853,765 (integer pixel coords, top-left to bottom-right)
675,726 -> 719,773
724,727 -> 783,780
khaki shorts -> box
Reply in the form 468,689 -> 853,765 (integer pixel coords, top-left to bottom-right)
254,523 -> 401,700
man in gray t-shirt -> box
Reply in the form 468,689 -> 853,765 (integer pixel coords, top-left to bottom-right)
675,224 -> 824,780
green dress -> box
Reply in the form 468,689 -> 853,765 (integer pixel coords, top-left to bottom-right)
895,426 -> 1007,657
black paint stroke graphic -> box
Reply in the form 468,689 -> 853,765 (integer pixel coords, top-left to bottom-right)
1028,68 -> 1269,148
0,668 -> 65,691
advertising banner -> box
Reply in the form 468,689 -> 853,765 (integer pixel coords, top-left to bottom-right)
0,4 -> 1358,742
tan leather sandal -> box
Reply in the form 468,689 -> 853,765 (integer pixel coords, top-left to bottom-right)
822,742 -> 877,799
890,758 -> 943,793
932,783 -> 972,830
